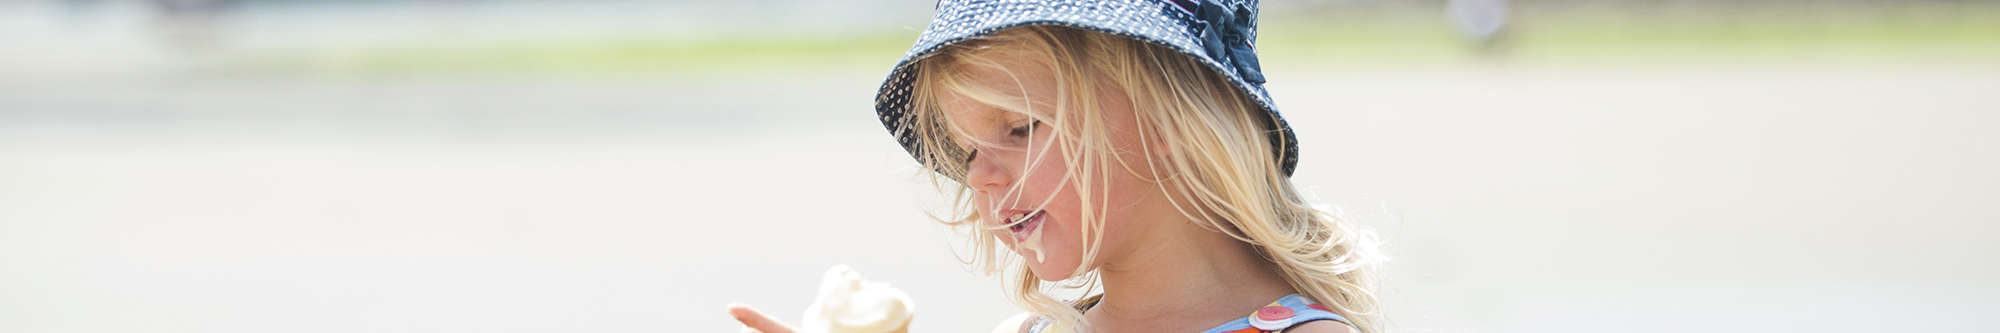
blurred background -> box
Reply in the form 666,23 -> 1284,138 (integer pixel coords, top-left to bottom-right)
1,0 -> 1995,332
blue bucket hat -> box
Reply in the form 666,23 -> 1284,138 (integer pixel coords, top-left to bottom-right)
873,0 -> 1298,176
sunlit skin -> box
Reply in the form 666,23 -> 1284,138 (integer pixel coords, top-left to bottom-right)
728,51 -> 1350,333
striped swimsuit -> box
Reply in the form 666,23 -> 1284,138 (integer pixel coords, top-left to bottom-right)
1026,293 -> 1354,333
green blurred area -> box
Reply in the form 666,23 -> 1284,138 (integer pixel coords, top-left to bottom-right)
252,3 -> 2000,76
1264,3 -> 2000,64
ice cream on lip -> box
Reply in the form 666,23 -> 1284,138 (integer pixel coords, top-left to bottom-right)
801,265 -> 914,333
1002,209 -> 1048,264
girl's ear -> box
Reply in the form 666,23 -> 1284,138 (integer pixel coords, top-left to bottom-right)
1115,87 -> 1176,179
1145,124 -> 1172,161
1137,119 -> 1180,182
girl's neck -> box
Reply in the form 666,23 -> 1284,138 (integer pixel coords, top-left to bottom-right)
1083,222 -> 1296,331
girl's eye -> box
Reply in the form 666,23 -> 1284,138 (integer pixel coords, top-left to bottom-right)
1008,121 -> 1041,138
964,149 -> 979,163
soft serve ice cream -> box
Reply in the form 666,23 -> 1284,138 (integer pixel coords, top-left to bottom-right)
801,265 -> 914,333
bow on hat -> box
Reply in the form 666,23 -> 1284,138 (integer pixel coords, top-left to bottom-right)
1193,0 -> 1265,84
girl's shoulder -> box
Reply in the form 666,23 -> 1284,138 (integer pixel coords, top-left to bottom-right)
1014,294 -> 1357,333
1279,320 -> 1357,333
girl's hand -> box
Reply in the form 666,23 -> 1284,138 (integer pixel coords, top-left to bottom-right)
726,303 -> 798,333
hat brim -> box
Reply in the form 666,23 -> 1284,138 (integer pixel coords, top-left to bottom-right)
873,0 -> 1297,176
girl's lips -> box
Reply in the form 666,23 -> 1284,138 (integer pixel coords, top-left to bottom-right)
1009,210 -> 1046,242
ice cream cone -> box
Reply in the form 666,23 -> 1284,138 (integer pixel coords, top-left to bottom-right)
884,314 -> 911,333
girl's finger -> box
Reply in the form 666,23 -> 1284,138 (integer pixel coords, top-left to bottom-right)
726,303 -> 797,333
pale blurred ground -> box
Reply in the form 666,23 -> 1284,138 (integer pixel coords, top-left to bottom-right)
2,1 -> 1997,333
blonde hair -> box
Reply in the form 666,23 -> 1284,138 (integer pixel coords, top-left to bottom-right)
905,26 -> 1384,332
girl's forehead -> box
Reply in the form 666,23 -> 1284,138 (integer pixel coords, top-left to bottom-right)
944,78 -> 1055,120
943,101 -> 1012,124
936,81 -> 1036,124
940,102 -> 1011,145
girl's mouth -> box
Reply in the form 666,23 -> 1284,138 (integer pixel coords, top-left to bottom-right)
1006,210 -> 1046,242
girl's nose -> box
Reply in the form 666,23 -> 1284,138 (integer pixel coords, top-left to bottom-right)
964,154 -> 1010,195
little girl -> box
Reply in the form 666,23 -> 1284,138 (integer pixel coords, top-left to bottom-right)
730,1 -> 1382,332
